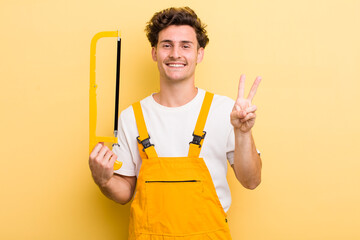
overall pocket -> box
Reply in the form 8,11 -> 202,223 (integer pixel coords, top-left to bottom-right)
145,179 -> 206,235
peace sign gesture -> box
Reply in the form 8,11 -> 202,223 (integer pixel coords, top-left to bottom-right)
230,74 -> 262,133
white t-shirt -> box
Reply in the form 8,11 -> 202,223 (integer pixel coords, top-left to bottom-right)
113,88 -> 235,212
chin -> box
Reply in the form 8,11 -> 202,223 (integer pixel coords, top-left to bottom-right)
165,75 -> 187,82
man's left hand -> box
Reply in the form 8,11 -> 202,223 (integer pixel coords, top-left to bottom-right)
230,74 -> 261,133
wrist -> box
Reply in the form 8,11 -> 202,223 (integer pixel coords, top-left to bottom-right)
234,128 -> 252,137
94,175 -> 112,189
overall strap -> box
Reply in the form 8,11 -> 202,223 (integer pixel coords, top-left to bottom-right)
132,102 -> 158,159
188,92 -> 214,158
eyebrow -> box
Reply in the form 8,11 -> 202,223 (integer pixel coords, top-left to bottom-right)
159,40 -> 194,44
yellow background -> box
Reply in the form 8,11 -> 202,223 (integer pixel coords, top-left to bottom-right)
1,0 -> 359,239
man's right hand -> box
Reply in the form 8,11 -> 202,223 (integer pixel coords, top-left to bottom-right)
89,142 -> 118,187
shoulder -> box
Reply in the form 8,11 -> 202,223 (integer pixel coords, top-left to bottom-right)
119,95 -> 154,122
197,89 -> 234,125
205,90 -> 235,114
119,104 -> 134,123
212,93 -> 235,107
199,88 -> 234,105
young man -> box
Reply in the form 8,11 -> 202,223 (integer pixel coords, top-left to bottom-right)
89,7 -> 262,239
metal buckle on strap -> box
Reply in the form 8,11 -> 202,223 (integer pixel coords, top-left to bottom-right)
189,131 -> 206,148
137,135 -> 154,152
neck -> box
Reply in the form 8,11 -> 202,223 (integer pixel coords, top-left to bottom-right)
153,80 -> 198,107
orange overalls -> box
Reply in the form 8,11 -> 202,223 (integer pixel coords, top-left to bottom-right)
128,92 -> 232,240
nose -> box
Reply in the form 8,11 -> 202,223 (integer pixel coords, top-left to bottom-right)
170,46 -> 180,59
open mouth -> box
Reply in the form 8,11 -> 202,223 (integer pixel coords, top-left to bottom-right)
166,63 -> 186,68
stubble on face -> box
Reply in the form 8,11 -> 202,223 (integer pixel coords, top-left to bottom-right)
152,25 -> 204,84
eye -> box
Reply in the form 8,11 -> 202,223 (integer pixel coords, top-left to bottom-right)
183,44 -> 191,49
163,43 -> 171,48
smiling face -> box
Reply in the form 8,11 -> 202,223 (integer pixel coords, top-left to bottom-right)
151,25 -> 204,84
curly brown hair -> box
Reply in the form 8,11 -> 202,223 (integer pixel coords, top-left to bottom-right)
145,7 -> 209,49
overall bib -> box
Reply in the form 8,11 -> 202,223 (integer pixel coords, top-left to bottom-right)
128,92 -> 232,240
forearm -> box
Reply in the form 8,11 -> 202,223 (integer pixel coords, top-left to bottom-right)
98,174 -> 135,204
233,129 -> 262,189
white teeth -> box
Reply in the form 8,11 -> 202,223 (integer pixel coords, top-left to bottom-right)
168,64 -> 185,67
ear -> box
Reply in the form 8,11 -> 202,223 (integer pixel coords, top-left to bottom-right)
151,47 -> 157,61
196,47 -> 204,64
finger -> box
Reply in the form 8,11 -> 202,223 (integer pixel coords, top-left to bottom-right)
108,153 -> 118,168
96,145 -> 109,161
103,150 -> 113,164
245,105 -> 257,114
232,104 -> 244,113
238,110 -> 247,119
90,142 -> 104,159
233,109 -> 247,119
241,113 -> 256,122
230,110 -> 238,120
247,76 -> 262,101
237,74 -> 246,100
230,109 -> 245,121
